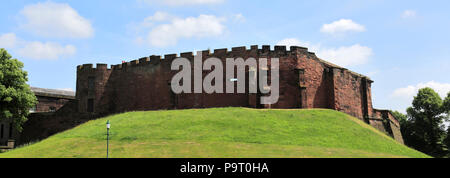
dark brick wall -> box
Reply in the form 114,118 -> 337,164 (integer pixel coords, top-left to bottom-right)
73,45 -> 404,143
295,52 -> 334,109
332,69 -> 365,119
372,109 -> 404,144
11,45 -> 403,146
76,64 -> 112,114
0,119 -> 18,146
75,45 -> 377,117
3,94 -> 76,146
369,119 -> 388,134
17,100 -> 96,145
77,46 -> 310,114
34,95 -> 72,113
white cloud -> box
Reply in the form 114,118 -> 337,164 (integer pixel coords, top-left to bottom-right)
402,10 -> 417,19
233,13 -> 245,23
134,36 -> 146,45
146,11 -> 174,22
20,2 -> 94,38
320,19 -> 366,35
145,14 -> 226,47
0,33 -> 18,49
134,11 -> 176,30
277,38 -> 303,47
277,38 -> 372,67
139,0 -> 225,6
318,44 -> 373,67
392,81 -> 450,100
17,41 -> 76,60
277,38 -> 319,51
132,12 -> 243,47
0,33 -> 76,60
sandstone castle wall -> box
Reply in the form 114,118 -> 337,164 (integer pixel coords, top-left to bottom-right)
73,45 -> 404,143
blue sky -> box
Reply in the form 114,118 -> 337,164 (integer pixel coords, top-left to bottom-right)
1,0 -> 449,113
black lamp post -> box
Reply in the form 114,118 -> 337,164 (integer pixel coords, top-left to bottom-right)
106,120 -> 110,158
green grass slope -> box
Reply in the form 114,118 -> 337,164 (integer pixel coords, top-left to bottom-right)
0,108 -> 428,158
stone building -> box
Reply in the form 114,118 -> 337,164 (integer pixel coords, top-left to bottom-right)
3,45 -> 404,148
74,45 -> 404,143
30,87 -> 76,113
0,87 -> 75,149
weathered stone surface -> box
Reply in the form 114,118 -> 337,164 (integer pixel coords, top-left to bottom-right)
73,45 -> 404,143
15,45 -> 405,145
30,87 -> 75,113
373,109 -> 404,144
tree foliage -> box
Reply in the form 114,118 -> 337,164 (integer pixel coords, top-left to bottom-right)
0,48 -> 37,131
444,127 -> 450,154
391,111 -> 407,124
444,92 -> 450,114
401,87 -> 449,157
444,92 -> 450,156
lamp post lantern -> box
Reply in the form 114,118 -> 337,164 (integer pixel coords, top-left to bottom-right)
106,120 -> 110,158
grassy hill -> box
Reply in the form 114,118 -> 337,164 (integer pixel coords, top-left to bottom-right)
0,108 -> 428,158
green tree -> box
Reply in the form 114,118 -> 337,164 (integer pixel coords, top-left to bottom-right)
444,127 -> 450,155
0,48 -> 37,131
392,110 -> 422,150
444,92 -> 450,114
406,88 -> 447,157
443,92 -> 450,156
392,111 -> 407,125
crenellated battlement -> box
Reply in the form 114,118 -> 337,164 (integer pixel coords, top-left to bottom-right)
73,45 -> 403,144
75,45 -> 370,84
77,63 -> 112,71
77,45 -> 317,72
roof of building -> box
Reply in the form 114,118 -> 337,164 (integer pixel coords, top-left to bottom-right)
31,87 -> 76,99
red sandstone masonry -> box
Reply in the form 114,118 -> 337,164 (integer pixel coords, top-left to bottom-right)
75,45 -> 404,143
33,96 -> 71,113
